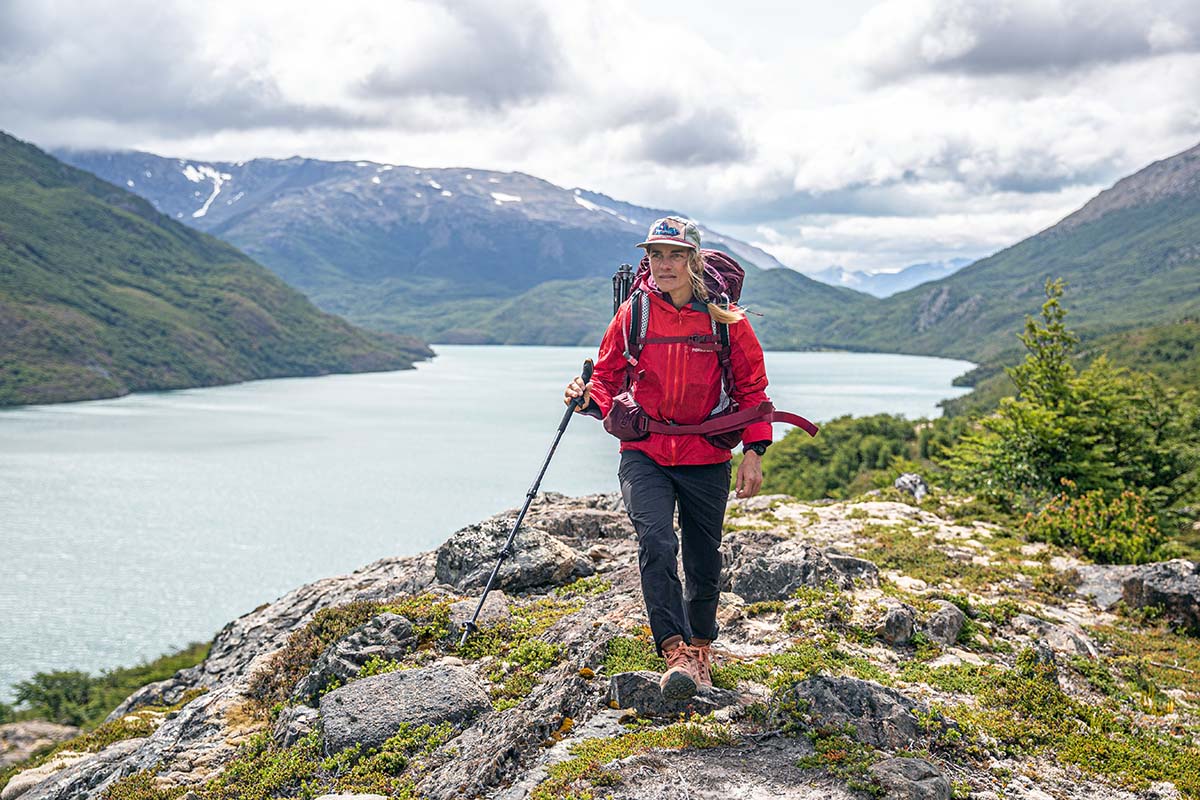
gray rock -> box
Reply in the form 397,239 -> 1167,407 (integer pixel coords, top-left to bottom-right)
875,601 -> 917,646
1010,614 -> 1097,659
893,473 -> 929,502
293,613 -> 418,703
0,722 -> 81,769
868,757 -> 951,800
319,665 -> 489,754
923,601 -> 966,646
434,518 -> 594,592
1072,563 -> 1140,610
312,795 -> 389,800
15,738 -> 145,800
525,508 -> 634,540
272,705 -> 319,748
780,675 -> 926,749
824,551 -> 881,588
102,666 -> 207,723
1121,559 -> 1200,635
606,671 -> 740,717
730,542 -> 853,603
449,591 -> 512,632
1144,781 -> 1183,800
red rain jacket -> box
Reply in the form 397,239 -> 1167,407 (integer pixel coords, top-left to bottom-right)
584,291 -> 772,466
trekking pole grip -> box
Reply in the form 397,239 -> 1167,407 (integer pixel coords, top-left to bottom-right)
569,358 -> 594,411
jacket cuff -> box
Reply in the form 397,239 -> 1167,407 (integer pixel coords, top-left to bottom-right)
742,422 -> 772,446
579,398 -> 604,419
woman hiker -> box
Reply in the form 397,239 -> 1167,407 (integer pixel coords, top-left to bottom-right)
564,215 -> 774,702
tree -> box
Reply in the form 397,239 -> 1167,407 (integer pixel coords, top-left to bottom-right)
13,670 -> 95,726
945,278 -> 1200,529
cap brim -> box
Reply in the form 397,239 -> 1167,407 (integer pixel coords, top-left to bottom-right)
636,237 -> 699,250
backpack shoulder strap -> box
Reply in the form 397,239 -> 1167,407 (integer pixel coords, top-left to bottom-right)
621,290 -> 651,390
715,318 -> 734,393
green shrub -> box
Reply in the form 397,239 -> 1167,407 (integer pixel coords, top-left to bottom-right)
6,642 -> 210,728
1022,480 -> 1165,564
945,279 -> 1200,518
760,413 -> 933,500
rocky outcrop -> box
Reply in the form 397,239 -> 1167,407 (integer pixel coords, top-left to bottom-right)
875,600 -> 917,646
923,600 -> 966,646
319,666 -> 490,753
4,493 -> 1191,800
1073,559 -> 1200,636
780,675 -> 927,749
869,757 -> 951,800
434,518 -> 593,592
520,492 -> 633,541
1010,614 -> 1098,659
893,473 -> 929,502
13,739 -> 143,800
728,542 -> 854,602
0,724 -> 80,770
1120,559 -> 1200,635
292,612 -> 418,703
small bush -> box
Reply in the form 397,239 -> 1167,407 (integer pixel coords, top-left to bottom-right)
1022,480 -> 1164,564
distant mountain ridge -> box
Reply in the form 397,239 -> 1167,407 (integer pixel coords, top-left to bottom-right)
816,141 -> 1200,361
0,132 -> 432,406
55,149 -> 873,346
54,141 -> 1200,361
805,258 -> 973,298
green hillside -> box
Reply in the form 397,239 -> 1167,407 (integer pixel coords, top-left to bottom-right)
826,144 -> 1200,362
0,132 -> 433,407
942,315 -> 1200,417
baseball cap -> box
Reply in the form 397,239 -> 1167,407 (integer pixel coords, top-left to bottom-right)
636,216 -> 701,251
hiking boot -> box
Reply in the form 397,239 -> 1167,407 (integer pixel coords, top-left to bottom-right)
691,637 -> 714,688
659,635 -> 702,701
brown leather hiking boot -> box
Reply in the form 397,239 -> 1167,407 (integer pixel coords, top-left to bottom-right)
659,635 -> 702,701
691,638 -> 714,687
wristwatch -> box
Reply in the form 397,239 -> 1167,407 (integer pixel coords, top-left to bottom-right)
743,441 -> 769,457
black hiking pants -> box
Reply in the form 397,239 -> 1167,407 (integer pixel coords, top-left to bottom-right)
617,450 -> 731,655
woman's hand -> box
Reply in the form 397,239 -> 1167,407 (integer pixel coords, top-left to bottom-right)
736,452 -> 763,498
564,376 -> 592,412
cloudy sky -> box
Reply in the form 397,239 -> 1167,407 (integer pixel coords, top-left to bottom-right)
2,0 -> 1198,274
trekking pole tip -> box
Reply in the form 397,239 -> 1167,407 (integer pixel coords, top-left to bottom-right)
458,620 -> 477,648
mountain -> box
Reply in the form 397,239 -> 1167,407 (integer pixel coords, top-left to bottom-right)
826,142 -> 1200,361
54,149 -> 876,346
0,132 -> 433,407
805,258 -> 973,298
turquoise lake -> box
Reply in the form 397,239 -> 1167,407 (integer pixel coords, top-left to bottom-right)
0,345 -> 974,700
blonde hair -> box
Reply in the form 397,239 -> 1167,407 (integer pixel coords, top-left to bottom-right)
687,250 -> 745,325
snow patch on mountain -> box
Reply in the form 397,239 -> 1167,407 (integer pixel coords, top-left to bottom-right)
573,195 -> 638,226
180,164 -> 233,218
491,192 -> 521,204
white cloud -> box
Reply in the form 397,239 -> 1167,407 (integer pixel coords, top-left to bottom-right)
2,0 -> 1198,275
851,0 -> 1200,81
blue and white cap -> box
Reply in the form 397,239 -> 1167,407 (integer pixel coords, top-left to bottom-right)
636,216 -> 701,251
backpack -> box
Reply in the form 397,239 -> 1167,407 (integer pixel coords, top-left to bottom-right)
604,249 -> 818,448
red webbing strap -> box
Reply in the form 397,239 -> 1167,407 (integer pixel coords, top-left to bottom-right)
769,411 -> 820,437
645,402 -> 819,438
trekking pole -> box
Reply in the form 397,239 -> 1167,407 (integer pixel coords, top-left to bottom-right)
458,358 -> 595,647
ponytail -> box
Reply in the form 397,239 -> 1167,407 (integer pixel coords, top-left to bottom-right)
686,250 -> 745,325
